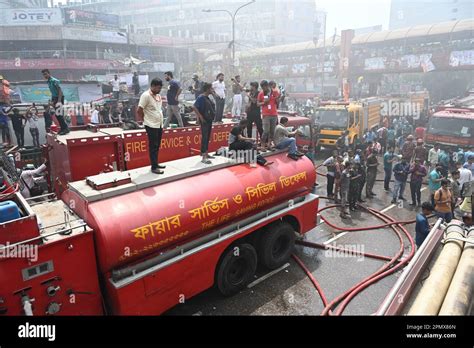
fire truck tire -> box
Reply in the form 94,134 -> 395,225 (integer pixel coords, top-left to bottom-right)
258,221 -> 295,270
216,243 -> 258,296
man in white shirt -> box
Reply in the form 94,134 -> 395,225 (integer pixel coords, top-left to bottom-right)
137,78 -> 166,175
458,162 -> 473,192
91,105 -> 100,124
231,75 -> 244,120
212,73 -> 226,123
110,75 -> 120,100
428,143 -> 440,173
20,162 -> 47,199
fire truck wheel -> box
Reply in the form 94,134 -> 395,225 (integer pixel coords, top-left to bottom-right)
258,222 -> 295,270
216,243 -> 257,296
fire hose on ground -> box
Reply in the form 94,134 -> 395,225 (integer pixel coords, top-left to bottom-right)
291,190 -> 469,317
291,197 -> 415,316
293,197 -> 473,315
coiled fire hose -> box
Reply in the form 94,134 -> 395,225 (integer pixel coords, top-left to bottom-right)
292,197 -> 417,316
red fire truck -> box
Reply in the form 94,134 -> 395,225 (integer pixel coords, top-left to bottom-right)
0,152 -> 318,315
425,109 -> 474,149
44,115 -> 316,196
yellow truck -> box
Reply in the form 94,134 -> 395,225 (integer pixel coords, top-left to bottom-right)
313,98 -> 382,149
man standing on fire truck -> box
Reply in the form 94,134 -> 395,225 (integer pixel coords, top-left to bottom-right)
42,69 -> 70,135
137,78 -> 166,175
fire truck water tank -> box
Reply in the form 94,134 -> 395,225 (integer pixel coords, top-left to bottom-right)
80,155 -> 316,273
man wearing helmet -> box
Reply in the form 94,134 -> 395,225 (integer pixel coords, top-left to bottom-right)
401,135 -> 416,162
190,73 -> 203,100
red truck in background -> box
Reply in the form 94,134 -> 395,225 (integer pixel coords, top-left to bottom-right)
0,152 -> 318,315
425,109 -> 474,149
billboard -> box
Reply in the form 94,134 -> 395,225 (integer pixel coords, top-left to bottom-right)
139,62 -> 175,73
0,58 -> 124,70
0,8 -> 62,26
62,27 -> 127,44
449,50 -> 474,67
19,86 -> 79,103
63,9 -> 120,29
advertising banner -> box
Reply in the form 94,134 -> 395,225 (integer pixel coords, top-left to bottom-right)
139,62 -> 175,73
19,86 -> 79,103
400,54 -> 434,71
449,50 -> 474,67
0,58 -> 123,70
0,8 -> 62,26
62,27 -> 127,44
63,9 -> 120,29
364,57 -> 386,71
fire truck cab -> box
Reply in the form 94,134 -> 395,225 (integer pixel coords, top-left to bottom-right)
425,109 -> 474,149
313,98 -> 381,149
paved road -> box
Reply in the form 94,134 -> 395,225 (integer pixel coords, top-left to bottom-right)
167,150 -> 431,316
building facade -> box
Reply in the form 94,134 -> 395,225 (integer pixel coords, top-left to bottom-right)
389,0 -> 473,30
56,0 -> 322,48
0,6 -> 194,83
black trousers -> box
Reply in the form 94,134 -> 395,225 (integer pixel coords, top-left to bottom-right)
349,184 -> 359,209
246,110 -> 263,138
14,127 -> 24,147
145,126 -> 163,170
30,128 -> 40,148
214,97 -> 225,122
52,96 -> 69,132
44,114 -> 53,132
327,174 -> 335,197
230,140 -> 267,165
410,181 -> 422,204
230,140 -> 253,152
358,178 -> 366,201
0,124 -> 11,144
201,121 -> 213,154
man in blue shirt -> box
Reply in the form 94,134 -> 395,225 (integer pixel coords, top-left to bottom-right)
416,202 -> 434,248
42,69 -> 69,135
438,147 -> 449,177
391,158 -> 410,204
428,163 -> 444,206
383,146 -> 396,192
387,126 -> 396,148
192,83 -> 215,164
364,128 -> 376,143
163,71 -> 183,128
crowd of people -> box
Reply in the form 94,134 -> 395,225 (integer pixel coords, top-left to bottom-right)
318,118 -> 473,246
138,74 -> 302,173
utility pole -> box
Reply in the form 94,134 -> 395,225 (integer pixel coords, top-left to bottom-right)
320,12 -> 327,99
203,0 -> 256,72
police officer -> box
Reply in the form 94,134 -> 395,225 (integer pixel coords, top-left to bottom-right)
357,160 -> 367,203
350,162 -> 363,211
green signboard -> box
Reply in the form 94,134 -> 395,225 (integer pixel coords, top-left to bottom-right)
19,87 -> 80,103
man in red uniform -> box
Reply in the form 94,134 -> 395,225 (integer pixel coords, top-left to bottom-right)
257,80 -> 280,151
